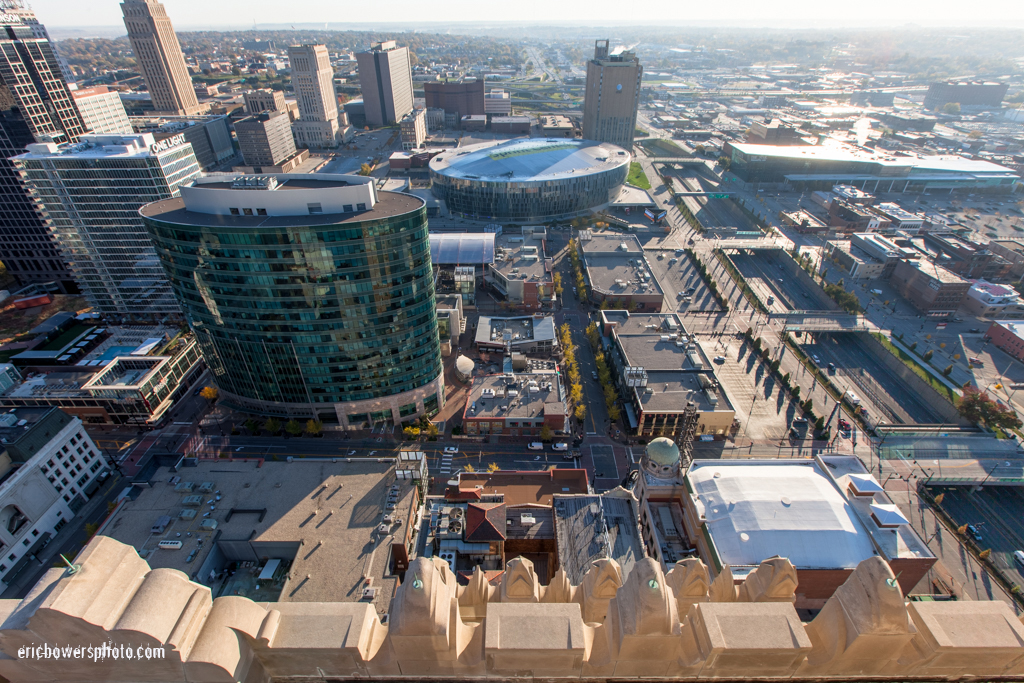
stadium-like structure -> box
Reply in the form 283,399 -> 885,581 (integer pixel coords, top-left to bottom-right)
429,138 -> 630,222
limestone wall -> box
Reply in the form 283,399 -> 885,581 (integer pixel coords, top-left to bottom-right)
1,536 -> 1023,682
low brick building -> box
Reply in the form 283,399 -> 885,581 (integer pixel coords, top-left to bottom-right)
888,259 -> 970,317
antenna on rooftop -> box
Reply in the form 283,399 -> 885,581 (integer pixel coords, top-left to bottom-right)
59,554 -> 81,575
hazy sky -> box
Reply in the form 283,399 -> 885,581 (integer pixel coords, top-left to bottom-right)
33,0 -> 1024,29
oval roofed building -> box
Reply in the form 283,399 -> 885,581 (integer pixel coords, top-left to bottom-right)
429,138 -> 630,222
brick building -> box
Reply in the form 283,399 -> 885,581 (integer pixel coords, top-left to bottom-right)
888,259 -> 970,317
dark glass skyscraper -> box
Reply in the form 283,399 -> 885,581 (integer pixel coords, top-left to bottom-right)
141,174 -> 444,426
0,8 -> 86,293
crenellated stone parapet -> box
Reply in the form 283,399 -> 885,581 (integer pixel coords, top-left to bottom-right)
1,536 -> 1023,682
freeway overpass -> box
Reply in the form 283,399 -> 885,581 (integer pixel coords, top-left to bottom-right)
773,311 -> 878,333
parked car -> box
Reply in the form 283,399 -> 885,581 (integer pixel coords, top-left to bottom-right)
968,328 -> 981,333
527,442 -> 544,451
591,371 -> 598,380
967,524 -> 983,542
1014,550 -> 1024,569
789,427 -> 800,438
793,417 -> 808,424
812,355 -> 821,363
552,443 -> 568,451
443,446 -> 459,454
714,355 -> 726,363
828,362 -> 836,372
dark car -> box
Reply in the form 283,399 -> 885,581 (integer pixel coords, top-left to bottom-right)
967,524 -> 983,542
968,328 -> 981,333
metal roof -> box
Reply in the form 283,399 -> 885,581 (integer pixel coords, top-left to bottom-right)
429,138 -> 630,183
429,232 -> 495,264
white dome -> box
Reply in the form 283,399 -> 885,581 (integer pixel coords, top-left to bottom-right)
455,355 -> 474,376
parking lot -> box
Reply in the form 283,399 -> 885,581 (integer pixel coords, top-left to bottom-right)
801,332 -> 947,425
928,484 -> 1024,595
644,248 -> 721,314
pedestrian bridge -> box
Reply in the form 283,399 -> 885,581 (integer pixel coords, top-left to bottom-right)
773,311 -> 878,333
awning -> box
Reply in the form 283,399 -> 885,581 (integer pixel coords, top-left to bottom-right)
624,403 -> 639,429
258,558 -> 281,580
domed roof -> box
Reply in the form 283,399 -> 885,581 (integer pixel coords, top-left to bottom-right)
455,355 -> 475,375
646,438 -> 680,467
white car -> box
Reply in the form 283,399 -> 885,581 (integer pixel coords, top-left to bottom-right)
443,446 -> 459,454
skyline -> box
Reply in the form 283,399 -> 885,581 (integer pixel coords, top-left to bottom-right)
32,0 -> 1024,32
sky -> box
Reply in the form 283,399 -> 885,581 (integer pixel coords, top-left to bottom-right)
32,0 -> 1024,30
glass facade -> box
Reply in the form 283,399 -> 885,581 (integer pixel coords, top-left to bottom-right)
14,139 -> 201,316
142,195 -> 443,417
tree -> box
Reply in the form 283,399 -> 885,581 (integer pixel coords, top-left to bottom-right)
941,102 -> 961,115
426,422 -> 439,439
402,426 -> 419,440
359,163 -> 373,176
244,418 -> 259,435
923,350 -> 933,361
574,404 -> 586,421
540,425 -> 553,442
608,404 -> 621,422
791,386 -> 801,400
463,464 -> 476,473
570,384 -> 583,404
943,365 -> 953,376
585,321 -> 600,350
487,462 -> 500,473
285,419 -> 303,436
264,417 -> 280,434
552,271 -> 563,296
717,155 -> 731,170
934,493 -> 945,505
980,548 -> 992,559
968,129 -> 983,140
200,386 -> 218,402
305,419 -> 323,436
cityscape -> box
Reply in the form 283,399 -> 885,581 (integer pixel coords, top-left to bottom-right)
1,0 -> 1024,679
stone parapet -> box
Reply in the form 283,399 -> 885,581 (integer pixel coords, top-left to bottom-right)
1,537 -> 1024,682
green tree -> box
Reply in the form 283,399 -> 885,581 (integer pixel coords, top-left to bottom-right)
263,417 -> 280,434
943,365 -> 953,376
942,102 -> 961,115
359,163 -> 373,175
791,386 -> 801,400
923,350 -> 934,361
305,419 -> 323,436
540,425 -> 553,442
244,418 -> 259,435
285,419 -> 303,436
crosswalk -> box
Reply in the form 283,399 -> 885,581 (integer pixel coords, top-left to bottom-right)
439,453 -> 453,475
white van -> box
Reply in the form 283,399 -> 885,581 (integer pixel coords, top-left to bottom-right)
552,443 -> 568,451
1014,550 -> 1024,570
527,442 -> 544,450
158,540 -> 183,550
844,390 -> 861,406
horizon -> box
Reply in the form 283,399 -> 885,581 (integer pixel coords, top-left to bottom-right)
34,0 -> 1024,33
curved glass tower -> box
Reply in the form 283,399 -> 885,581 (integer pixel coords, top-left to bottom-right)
141,174 -> 443,427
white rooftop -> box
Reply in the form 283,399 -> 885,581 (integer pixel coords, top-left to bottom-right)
688,460 -> 877,570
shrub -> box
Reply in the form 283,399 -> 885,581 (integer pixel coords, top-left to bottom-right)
782,373 -> 790,385
923,350 -> 933,361
943,365 -> 953,376
770,359 -> 780,373
815,416 -> 825,430
910,341 -> 917,350
761,348 -> 771,361
791,386 -> 801,399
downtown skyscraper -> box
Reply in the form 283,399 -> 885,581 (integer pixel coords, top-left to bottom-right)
288,44 -> 345,147
120,0 -> 207,116
356,41 -> 414,127
582,40 -> 643,150
0,6 -> 86,293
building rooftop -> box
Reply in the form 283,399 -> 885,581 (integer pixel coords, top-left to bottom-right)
0,407 -> 72,463
873,202 -> 924,223
492,232 -> 549,280
579,235 -> 664,299
687,460 -> 878,572
636,370 -> 730,414
615,331 -> 709,371
429,138 -> 629,183
18,133 -> 167,160
903,258 -> 969,285
730,140 -> 1018,177
452,470 -> 588,507
464,372 -> 565,421
553,493 -> 644,584
140,190 -> 422,227
475,316 -> 556,348
104,460 -> 416,609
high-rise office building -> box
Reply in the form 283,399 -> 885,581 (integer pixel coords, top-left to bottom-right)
582,40 -> 642,150
356,41 -> 414,127
2,0 -> 75,84
423,79 -> 484,119
235,111 -> 297,167
72,86 -> 133,135
120,0 -> 207,116
0,8 -> 86,294
129,114 -> 233,171
141,174 -> 445,425
288,44 -> 343,147
244,88 -> 287,115
399,108 -> 426,150
13,133 -> 201,317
